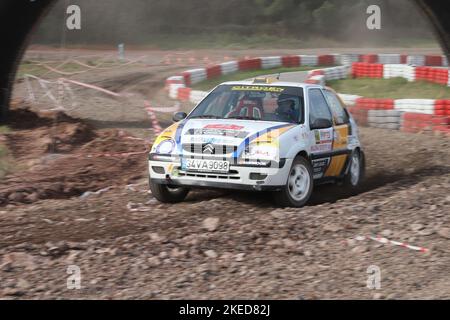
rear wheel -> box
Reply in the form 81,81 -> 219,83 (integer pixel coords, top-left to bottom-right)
149,180 -> 189,203
343,149 -> 365,189
273,156 -> 313,208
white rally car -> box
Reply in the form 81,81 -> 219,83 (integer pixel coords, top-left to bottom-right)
149,78 -> 365,207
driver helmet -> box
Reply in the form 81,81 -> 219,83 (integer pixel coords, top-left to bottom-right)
276,94 -> 298,119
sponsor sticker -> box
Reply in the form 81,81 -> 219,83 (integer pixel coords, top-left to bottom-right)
311,143 -> 332,153
231,85 -> 285,93
204,124 -> 244,130
312,157 -> 331,179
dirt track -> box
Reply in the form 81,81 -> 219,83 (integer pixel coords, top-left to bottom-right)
1,48 -> 449,299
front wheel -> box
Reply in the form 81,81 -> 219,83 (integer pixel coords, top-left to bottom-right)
273,156 -> 313,208
149,179 -> 189,203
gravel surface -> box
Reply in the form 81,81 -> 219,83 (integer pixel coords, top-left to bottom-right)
1,127 -> 449,299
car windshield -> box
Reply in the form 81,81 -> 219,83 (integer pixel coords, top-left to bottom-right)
188,84 -> 305,124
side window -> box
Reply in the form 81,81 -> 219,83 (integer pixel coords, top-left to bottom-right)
308,89 -> 332,126
323,90 -> 350,125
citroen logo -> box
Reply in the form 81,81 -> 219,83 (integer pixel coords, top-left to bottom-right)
203,144 -> 215,154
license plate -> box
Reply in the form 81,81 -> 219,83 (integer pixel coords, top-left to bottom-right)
182,159 -> 230,173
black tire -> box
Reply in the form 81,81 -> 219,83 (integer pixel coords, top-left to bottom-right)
273,156 -> 314,208
343,149 -> 365,189
149,179 -> 189,203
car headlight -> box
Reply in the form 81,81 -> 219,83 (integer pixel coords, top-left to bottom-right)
243,143 -> 279,161
155,139 -> 175,154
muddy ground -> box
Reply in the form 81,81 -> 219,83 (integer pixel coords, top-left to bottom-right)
1,48 -> 449,299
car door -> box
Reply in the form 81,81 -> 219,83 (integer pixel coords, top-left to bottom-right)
322,88 -> 351,178
307,88 -> 334,179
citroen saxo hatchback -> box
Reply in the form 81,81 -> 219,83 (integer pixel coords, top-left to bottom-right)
149,78 -> 365,207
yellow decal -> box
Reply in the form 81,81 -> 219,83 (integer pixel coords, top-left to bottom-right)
325,124 -> 349,177
252,125 -> 296,146
152,122 -> 181,149
231,85 -> 285,93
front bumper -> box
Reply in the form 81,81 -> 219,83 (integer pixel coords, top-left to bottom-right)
148,155 -> 292,191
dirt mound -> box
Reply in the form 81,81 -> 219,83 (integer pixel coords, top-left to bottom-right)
0,107 -> 149,206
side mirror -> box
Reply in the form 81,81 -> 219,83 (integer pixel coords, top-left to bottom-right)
310,118 -> 333,130
172,111 -> 187,122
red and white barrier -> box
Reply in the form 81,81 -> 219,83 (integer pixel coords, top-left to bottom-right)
219,61 -> 239,75
261,56 -> 282,69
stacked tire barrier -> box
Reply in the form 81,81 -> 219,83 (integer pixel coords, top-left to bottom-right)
368,110 -> 403,130
383,64 -> 416,81
165,53 -> 450,136
353,61 -> 450,86
401,113 -> 450,134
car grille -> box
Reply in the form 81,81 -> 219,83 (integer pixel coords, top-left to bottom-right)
182,143 -> 238,155
178,169 -> 240,180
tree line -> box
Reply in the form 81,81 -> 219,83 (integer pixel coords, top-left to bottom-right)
32,0 -> 433,46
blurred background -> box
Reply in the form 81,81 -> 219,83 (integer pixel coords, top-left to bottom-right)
34,0 -> 433,48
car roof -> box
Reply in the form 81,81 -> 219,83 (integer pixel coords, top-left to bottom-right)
220,79 -> 322,89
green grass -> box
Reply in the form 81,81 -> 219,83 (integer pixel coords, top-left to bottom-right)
327,77 -> 450,99
0,126 -> 10,134
0,127 -> 12,179
191,66 -> 317,91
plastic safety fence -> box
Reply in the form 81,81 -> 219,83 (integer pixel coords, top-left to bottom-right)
394,99 -> 436,115
238,58 -> 262,71
346,98 -> 395,127
368,110 -> 403,130
165,76 -> 184,90
317,55 -> 335,66
415,67 -> 449,85
377,54 -> 402,65
351,62 -> 384,78
401,112 -> 450,134
383,64 -> 416,81
206,65 -> 222,79
360,54 -> 378,64
261,56 -> 282,69
219,61 -> 238,75
181,68 -> 207,86
338,54 -> 360,67
299,55 -> 318,66
357,62 -> 450,86
282,56 -> 301,68
338,94 -> 362,107
346,107 -> 369,127
407,55 -> 426,66
177,87 -> 192,102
